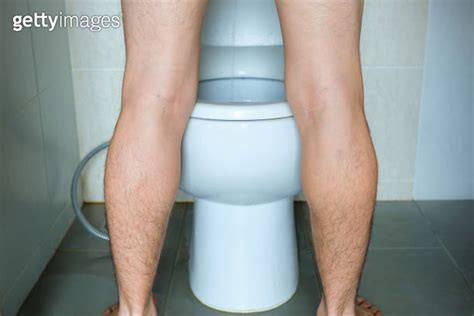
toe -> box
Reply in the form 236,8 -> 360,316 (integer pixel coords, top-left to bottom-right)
102,304 -> 119,316
370,306 -> 383,316
367,302 -> 382,315
356,297 -> 383,316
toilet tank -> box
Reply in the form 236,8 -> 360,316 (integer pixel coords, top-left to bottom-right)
199,0 -> 284,81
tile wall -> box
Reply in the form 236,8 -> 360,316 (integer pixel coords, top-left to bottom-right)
0,0 -> 80,314
65,0 -> 429,201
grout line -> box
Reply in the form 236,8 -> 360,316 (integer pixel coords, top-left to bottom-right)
362,65 -> 423,70
71,64 -> 423,71
26,0 -> 55,209
4,86 -> 49,117
2,202 -> 74,308
70,66 -> 423,72
300,202 -> 324,296
73,68 -> 124,72
70,66 -> 426,74
413,200 -> 474,294
57,248 -> 110,254
368,246 -> 443,250
161,204 -> 189,315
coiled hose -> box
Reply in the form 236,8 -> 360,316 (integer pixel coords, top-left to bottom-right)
70,141 -> 110,241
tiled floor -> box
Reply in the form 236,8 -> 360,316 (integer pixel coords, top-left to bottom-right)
19,201 -> 473,316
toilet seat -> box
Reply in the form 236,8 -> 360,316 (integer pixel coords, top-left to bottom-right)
191,101 -> 293,121
192,77 -> 293,121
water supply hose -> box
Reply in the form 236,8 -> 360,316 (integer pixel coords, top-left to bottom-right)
70,141 -> 110,241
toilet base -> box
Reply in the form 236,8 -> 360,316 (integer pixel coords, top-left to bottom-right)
188,198 -> 299,313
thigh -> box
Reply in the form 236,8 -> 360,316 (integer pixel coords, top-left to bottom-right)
275,0 -> 364,118
121,0 -> 208,103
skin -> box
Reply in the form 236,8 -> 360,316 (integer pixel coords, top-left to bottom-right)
104,1 -> 208,315
103,1 -> 381,316
275,1 -> 380,315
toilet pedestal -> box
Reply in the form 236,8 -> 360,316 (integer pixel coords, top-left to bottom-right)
188,198 -> 299,313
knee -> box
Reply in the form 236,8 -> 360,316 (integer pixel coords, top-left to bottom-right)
120,66 -> 198,135
285,72 -> 365,135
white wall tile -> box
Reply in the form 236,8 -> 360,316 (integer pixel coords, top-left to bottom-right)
1,1 -> 81,313
376,180 -> 414,200
72,70 -> 122,201
0,2 -> 5,121
364,67 -> 424,199
38,79 -> 80,216
3,0 -> 38,112
28,0 -> 71,91
1,99 -> 51,291
361,0 -> 429,67
73,70 -> 122,151
65,0 -> 124,69
69,0 -> 429,201
80,147 -> 107,202
414,0 -> 473,199
77,67 -> 424,202
72,69 -> 195,202
28,0 -> 80,210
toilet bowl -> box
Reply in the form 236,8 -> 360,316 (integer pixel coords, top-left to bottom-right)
180,77 -> 301,313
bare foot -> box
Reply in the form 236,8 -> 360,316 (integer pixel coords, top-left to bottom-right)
102,303 -> 119,316
317,296 -> 382,316
355,297 -> 383,316
102,296 -> 157,316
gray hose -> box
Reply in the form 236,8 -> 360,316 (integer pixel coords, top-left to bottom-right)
71,141 -> 110,241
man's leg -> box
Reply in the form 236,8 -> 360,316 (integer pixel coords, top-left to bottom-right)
275,1 -> 380,316
104,1 -> 207,315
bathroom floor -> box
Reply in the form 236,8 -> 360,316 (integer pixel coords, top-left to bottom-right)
19,201 -> 473,316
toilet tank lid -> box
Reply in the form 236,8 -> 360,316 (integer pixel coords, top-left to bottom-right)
190,101 -> 293,121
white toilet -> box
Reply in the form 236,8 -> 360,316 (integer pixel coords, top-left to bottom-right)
180,77 -> 301,312
178,0 -> 302,312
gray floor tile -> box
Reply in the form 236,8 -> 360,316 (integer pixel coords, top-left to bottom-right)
164,244 -> 236,316
369,201 -> 441,249
19,201 -> 474,316
59,203 -> 187,253
297,201 -> 441,249
416,200 -> 473,250
165,206 -> 321,316
253,249 -> 320,316
59,203 -> 110,251
153,203 -> 189,311
19,203 -> 188,316
449,249 -> 474,291
294,202 -> 311,253
359,248 -> 474,316
18,251 -> 117,316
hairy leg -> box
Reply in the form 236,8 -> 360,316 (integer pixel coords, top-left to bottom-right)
275,1 -> 379,316
104,1 -> 207,315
